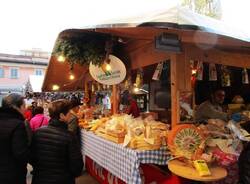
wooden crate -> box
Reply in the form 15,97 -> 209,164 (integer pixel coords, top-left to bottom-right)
96,132 -> 124,144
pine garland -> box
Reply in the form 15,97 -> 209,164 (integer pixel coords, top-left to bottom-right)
53,32 -> 109,66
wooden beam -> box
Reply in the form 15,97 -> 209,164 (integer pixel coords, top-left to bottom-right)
112,85 -> 118,114
181,31 -> 250,48
185,44 -> 250,68
95,28 -> 250,48
170,54 -> 179,127
127,42 -> 171,69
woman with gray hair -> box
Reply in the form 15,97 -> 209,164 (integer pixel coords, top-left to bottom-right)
0,93 -> 30,184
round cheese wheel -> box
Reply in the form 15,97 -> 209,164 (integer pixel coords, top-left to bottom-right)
168,124 -> 205,159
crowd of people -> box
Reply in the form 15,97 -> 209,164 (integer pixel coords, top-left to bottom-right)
6,89 -> 250,183
0,93 -> 83,184
0,90 -> 142,184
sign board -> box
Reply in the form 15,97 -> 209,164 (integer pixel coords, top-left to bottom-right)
89,55 -> 126,85
85,156 -> 183,184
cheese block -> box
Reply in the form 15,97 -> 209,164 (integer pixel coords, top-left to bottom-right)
193,160 -> 211,176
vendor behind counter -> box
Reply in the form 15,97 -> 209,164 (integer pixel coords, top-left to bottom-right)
195,89 -> 229,122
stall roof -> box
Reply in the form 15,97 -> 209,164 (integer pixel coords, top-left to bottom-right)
42,5 -> 250,92
90,5 -> 250,42
42,56 -> 91,92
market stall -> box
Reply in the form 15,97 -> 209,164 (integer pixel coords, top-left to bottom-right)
42,5 -> 250,184
81,130 -> 170,183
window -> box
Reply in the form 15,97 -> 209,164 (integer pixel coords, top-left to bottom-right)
10,68 -> 19,79
0,68 -> 4,78
35,69 -> 43,76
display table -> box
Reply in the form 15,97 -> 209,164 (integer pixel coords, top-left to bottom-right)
168,159 -> 227,182
81,130 -> 171,184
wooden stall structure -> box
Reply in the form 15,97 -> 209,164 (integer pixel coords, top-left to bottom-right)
42,6 -> 250,127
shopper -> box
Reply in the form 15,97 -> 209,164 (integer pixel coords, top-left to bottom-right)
29,106 -> 49,132
121,90 -> 140,118
68,98 -> 81,133
238,142 -> 250,184
31,101 -> 38,117
24,105 -> 33,121
0,93 -> 30,184
30,99 -> 83,184
68,98 -> 82,145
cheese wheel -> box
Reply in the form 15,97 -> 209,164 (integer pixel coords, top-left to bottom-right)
168,124 -> 205,159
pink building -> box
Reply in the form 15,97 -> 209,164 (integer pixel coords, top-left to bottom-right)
0,50 -> 49,94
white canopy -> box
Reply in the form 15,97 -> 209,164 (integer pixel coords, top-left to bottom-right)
92,5 -> 250,42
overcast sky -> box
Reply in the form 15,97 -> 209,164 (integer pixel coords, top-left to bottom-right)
0,0 -> 249,55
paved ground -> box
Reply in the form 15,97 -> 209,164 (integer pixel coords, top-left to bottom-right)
27,165 -> 98,184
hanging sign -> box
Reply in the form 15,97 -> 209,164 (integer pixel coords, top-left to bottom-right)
85,156 -> 183,184
242,68 -> 249,84
209,63 -> 217,81
89,54 -> 126,85
152,62 -> 163,80
221,66 -> 231,87
196,61 -> 203,80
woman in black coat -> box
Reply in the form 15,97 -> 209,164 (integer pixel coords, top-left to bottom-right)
0,93 -> 30,184
30,99 -> 83,184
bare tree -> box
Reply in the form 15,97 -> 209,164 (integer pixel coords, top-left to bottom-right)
181,0 -> 222,19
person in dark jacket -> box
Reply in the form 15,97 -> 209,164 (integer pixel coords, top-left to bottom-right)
30,99 -> 83,184
68,98 -> 82,146
0,93 -> 30,184
238,142 -> 250,184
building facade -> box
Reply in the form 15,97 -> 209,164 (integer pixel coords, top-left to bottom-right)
0,50 -> 49,95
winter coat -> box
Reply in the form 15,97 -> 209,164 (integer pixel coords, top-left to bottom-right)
0,107 -> 30,184
68,114 -> 81,146
238,142 -> 250,184
29,114 -> 49,132
30,119 -> 83,184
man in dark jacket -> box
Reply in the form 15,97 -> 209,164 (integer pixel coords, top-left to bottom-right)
30,99 -> 83,184
68,98 -> 82,146
238,142 -> 250,184
0,93 -> 30,184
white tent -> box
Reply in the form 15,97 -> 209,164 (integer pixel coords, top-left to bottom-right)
27,75 -> 44,92
92,5 -> 250,42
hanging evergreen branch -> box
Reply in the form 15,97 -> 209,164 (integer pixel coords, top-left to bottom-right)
52,32 -> 110,66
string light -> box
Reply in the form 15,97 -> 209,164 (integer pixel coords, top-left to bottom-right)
69,65 -> 75,80
52,84 -> 60,91
134,87 -> 139,93
69,73 -> 75,80
192,69 -> 197,75
105,63 -> 112,71
101,60 -> 112,73
57,55 -> 65,62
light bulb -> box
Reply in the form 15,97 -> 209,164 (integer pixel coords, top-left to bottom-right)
57,55 -> 65,62
69,74 -> 75,80
134,87 -> 139,93
192,69 -> 197,75
52,84 -> 60,91
105,64 -> 112,71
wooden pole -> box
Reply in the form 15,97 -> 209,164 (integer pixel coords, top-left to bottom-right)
112,85 -> 118,114
170,54 -> 180,127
